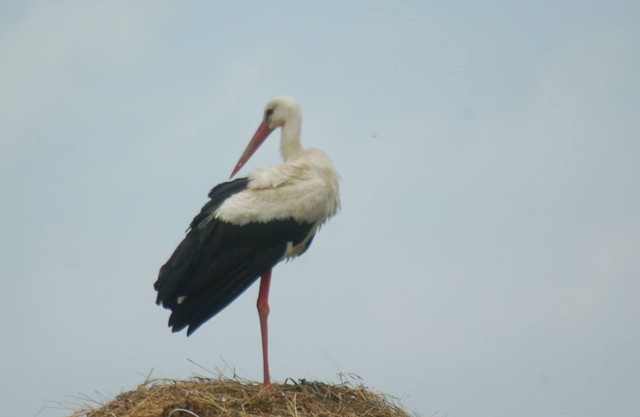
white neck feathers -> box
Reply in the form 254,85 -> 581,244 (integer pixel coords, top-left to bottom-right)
279,115 -> 303,161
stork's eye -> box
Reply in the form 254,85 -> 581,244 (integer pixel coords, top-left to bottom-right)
265,108 -> 274,119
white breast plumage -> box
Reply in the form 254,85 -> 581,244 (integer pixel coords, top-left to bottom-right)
214,148 -> 340,226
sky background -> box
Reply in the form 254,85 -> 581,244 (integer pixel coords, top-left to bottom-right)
1,1 -> 639,416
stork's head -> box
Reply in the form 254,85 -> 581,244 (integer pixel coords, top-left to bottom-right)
230,96 -> 301,178
262,96 -> 301,130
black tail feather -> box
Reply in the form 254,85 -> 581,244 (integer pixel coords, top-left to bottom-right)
161,246 -> 283,335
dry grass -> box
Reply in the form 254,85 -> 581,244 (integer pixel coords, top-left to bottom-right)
66,376 -> 412,417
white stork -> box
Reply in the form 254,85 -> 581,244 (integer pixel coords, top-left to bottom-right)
154,96 -> 340,389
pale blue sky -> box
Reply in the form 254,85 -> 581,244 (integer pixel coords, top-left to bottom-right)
1,1 -> 639,416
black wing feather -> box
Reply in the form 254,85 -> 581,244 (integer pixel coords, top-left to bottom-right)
154,177 -> 314,335
189,177 -> 249,229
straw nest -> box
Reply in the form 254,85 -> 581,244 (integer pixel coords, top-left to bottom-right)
67,376 -> 412,417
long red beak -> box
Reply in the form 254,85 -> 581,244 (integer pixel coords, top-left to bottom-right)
230,121 -> 274,178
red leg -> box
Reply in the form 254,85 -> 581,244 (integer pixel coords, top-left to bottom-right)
257,268 -> 272,389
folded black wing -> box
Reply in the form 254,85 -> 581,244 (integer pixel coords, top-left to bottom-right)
154,177 -> 313,335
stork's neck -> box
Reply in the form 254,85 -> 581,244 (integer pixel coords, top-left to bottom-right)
279,117 -> 303,161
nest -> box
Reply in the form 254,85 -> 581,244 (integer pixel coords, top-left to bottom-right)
67,376 -> 411,417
